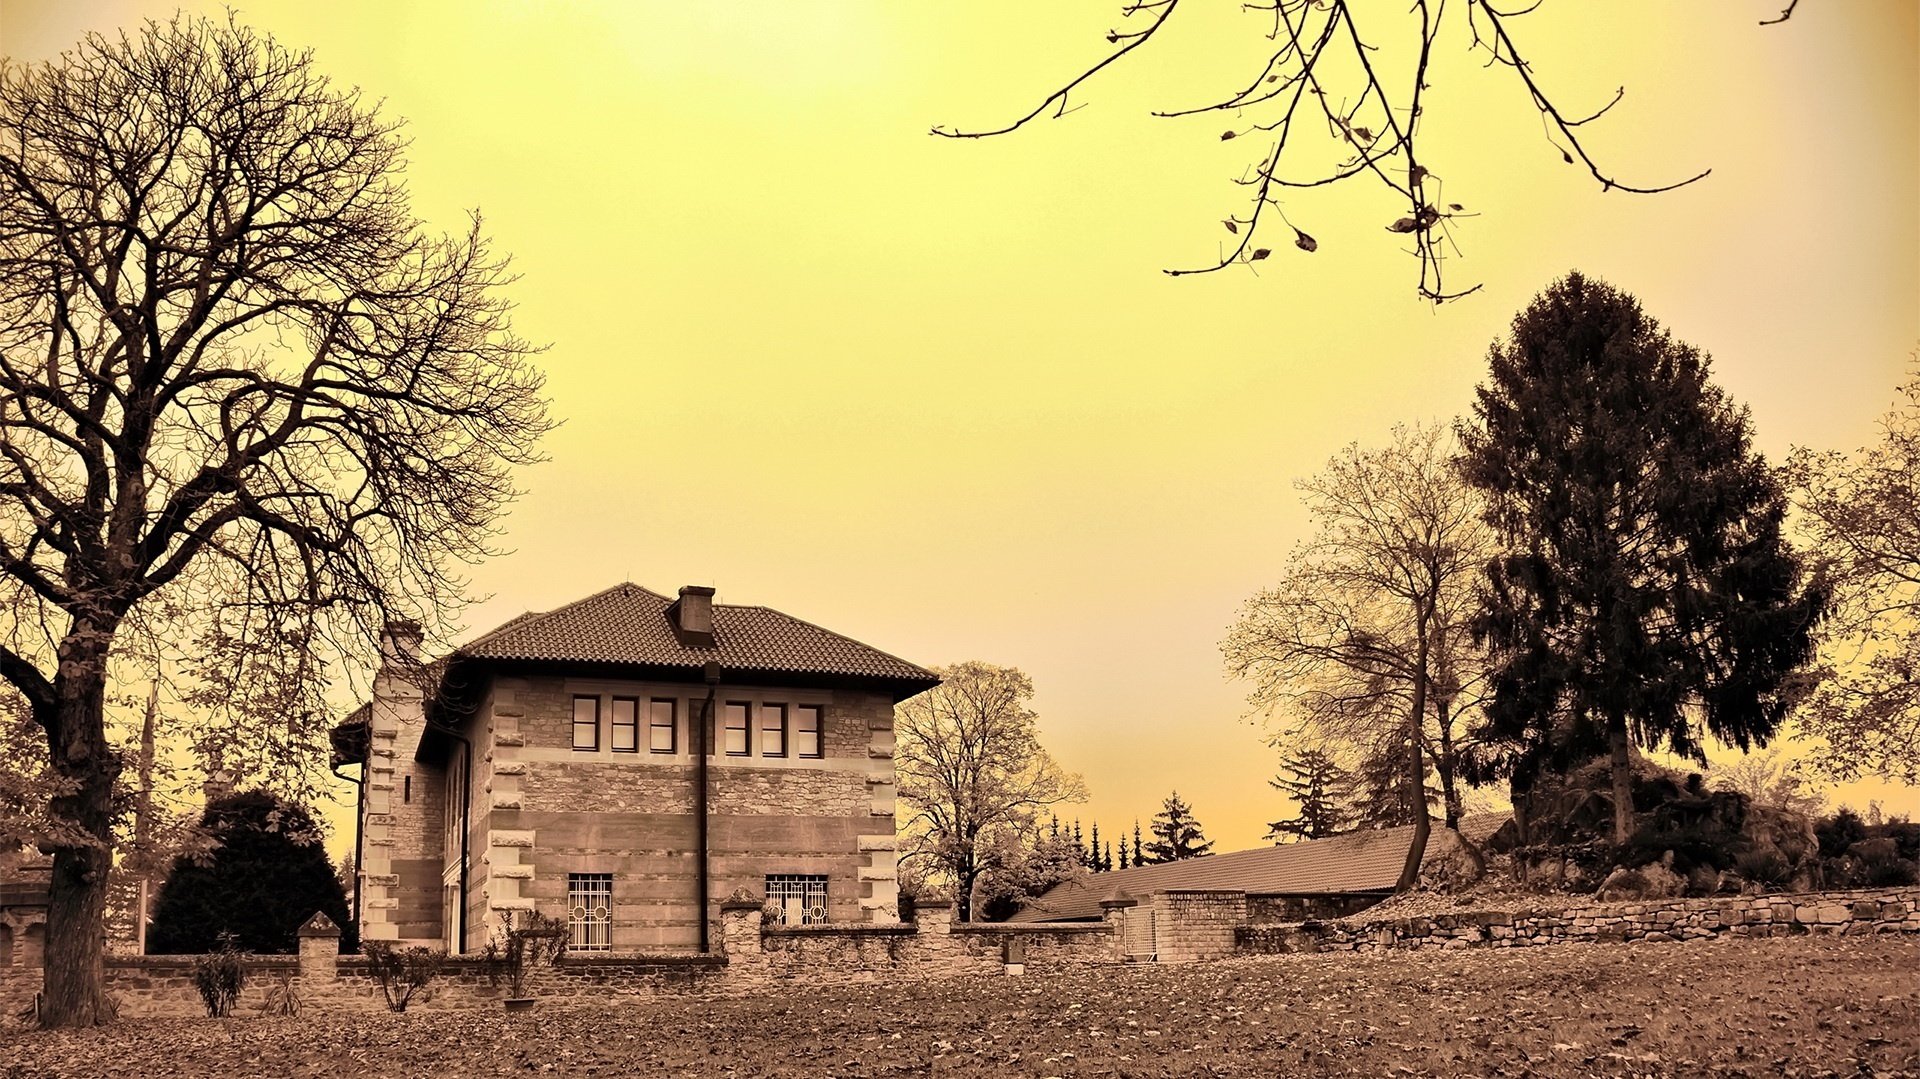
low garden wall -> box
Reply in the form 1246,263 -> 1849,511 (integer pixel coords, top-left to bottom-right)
723,900 -> 1116,986
0,901 -> 1116,1019
1236,887 -> 1920,956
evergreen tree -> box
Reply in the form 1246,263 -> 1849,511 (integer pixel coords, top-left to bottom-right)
1072,820 -> 1085,867
1118,839 -> 1131,870
1266,748 -> 1354,842
1144,791 -> 1213,862
1133,821 -> 1148,866
1460,272 -> 1828,842
148,790 -> 353,955
1103,840 -> 1115,873
1089,822 -> 1103,872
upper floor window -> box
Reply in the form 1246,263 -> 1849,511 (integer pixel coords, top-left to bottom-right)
761,703 -> 787,758
648,699 -> 677,754
794,705 -> 824,759
571,696 -> 600,751
722,702 -> 751,756
610,697 -> 639,753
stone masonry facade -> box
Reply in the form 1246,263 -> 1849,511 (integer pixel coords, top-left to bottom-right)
361,664 -> 903,953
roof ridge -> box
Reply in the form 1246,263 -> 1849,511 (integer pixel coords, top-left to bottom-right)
459,582 -> 669,654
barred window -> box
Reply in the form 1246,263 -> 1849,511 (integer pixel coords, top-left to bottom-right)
794,705 -> 823,759
764,874 -> 829,926
567,873 -> 614,952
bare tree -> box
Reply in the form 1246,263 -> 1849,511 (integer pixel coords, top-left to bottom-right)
0,17 -> 549,1025
1224,422 -> 1495,888
1787,357 -> 1920,784
935,2 -> 1796,301
893,662 -> 1086,921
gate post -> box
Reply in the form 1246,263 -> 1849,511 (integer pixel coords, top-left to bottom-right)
1100,895 -> 1147,962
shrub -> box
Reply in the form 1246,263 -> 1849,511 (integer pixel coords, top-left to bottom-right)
362,942 -> 445,1012
191,934 -> 245,1018
150,790 -> 354,955
482,910 -> 568,999
1816,808 -> 1868,859
260,968 -> 300,1018
1616,825 -> 1736,874
1733,847 -> 1792,886
1846,838 -> 1920,887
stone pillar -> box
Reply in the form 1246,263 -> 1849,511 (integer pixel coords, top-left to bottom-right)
296,911 -> 341,984
1100,896 -> 1141,962
858,704 -> 900,923
718,893 -> 768,984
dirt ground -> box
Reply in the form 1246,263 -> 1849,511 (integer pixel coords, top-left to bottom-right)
4,934 -> 1917,1077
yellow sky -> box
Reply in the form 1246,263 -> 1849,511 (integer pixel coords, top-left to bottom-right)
4,2 -> 1918,853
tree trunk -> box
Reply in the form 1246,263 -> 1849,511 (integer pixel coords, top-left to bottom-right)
1607,712 -> 1635,844
40,626 -> 122,1027
1435,698 -> 1461,830
1395,631 -> 1433,893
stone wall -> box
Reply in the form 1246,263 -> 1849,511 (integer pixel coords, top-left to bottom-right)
1236,887 -> 1920,955
1,903 -> 1110,1018
1151,890 -> 1249,963
719,902 -> 1118,987
1246,894 -> 1386,924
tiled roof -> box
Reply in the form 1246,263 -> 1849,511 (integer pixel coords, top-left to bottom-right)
1007,812 -> 1512,923
453,583 -> 941,692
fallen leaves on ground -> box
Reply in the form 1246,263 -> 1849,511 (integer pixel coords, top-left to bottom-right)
3,935 -> 1917,1077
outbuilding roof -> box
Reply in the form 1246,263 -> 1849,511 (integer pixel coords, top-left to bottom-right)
1008,812 -> 1510,922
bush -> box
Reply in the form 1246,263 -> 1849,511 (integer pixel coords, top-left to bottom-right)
150,790 -> 354,955
191,935 -> 245,1018
362,942 -> 445,1012
482,910 -> 568,999
1733,847 -> 1792,886
1616,825 -> 1736,875
260,968 -> 300,1018
1816,808 -> 1869,859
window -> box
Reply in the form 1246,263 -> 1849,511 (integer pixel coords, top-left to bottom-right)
764,875 -> 829,926
610,697 -> 639,753
567,873 -> 614,952
723,702 -> 750,756
648,699 -> 677,754
794,705 -> 823,759
761,703 -> 787,757
571,696 -> 600,751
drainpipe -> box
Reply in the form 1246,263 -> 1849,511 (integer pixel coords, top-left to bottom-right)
331,759 -> 366,937
698,661 -> 721,953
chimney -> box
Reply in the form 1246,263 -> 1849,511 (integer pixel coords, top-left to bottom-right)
380,619 -> 423,667
670,586 -> 716,647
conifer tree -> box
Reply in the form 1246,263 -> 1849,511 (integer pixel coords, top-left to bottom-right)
148,791 -> 352,955
1118,840 -> 1131,870
1090,822 -> 1103,872
1460,272 -> 1828,842
1144,791 -> 1213,862
1133,821 -> 1148,866
1267,748 -> 1353,842
1103,840 -> 1115,873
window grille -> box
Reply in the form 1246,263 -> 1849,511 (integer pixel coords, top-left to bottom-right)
764,874 -> 829,926
567,873 -> 614,951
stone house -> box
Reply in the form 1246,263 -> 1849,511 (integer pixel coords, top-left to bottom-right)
329,583 -> 939,955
